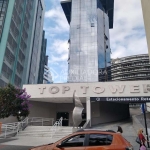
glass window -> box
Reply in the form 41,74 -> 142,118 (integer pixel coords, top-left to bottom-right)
88,134 -> 113,146
61,134 -> 85,147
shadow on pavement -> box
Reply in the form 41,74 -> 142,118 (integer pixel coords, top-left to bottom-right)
0,145 -> 33,150
0,138 -> 18,144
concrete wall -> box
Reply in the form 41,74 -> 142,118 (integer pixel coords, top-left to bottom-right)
0,101 -> 129,125
91,101 -> 130,126
141,0 -> 150,59
29,101 -> 86,126
0,116 -> 17,124
29,101 -> 129,126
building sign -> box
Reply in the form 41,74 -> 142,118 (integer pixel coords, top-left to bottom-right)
38,84 -> 150,95
90,97 -> 150,102
23,81 -> 150,102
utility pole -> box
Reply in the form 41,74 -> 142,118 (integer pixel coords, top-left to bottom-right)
142,103 -> 150,148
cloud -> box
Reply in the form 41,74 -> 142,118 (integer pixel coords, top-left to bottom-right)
47,39 -> 68,63
50,39 -> 68,54
44,6 -> 69,34
51,54 -> 68,62
110,0 -> 148,58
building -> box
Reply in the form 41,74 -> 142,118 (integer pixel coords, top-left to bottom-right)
141,0 -> 150,59
21,81 -> 150,126
111,54 -> 150,81
43,65 -> 53,84
26,0 -> 45,85
0,0 -> 45,88
61,0 -> 114,82
38,31 -> 47,84
43,56 -> 53,84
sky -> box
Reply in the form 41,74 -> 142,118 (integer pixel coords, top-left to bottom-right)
44,0 -> 148,83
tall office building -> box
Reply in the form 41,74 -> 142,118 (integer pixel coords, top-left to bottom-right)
0,0 -> 45,87
61,0 -> 114,82
38,30 -> 47,84
43,56 -> 53,84
141,0 -> 150,59
28,0 -> 45,84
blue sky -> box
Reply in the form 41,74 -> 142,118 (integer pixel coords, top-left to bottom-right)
44,0 -> 148,83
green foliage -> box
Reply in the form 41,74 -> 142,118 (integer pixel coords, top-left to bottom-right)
0,84 -> 31,121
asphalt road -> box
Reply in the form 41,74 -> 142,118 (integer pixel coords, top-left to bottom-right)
0,145 -> 33,150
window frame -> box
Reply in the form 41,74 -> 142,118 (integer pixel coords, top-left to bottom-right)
86,133 -> 113,147
60,133 -> 88,148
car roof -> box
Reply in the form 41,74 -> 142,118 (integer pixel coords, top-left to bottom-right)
75,129 -> 116,134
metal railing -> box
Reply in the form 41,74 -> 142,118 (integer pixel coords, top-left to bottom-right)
28,117 -> 54,126
83,119 -> 90,129
50,117 -> 63,137
0,117 -> 28,138
0,117 -> 54,138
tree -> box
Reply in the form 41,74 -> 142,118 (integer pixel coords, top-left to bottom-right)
0,84 -> 31,121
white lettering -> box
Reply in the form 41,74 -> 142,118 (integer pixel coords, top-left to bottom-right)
143,84 -> 150,93
62,86 -> 70,94
39,87 -> 46,94
109,85 -> 125,93
81,86 -> 89,94
93,87 -> 105,94
130,85 -> 140,93
49,86 -> 59,94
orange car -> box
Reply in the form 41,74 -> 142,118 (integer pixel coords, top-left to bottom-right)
30,129 -> 133,150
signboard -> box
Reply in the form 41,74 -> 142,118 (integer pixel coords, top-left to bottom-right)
90,97 -> 150,103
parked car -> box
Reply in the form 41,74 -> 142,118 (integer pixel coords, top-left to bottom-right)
29,129 -> 133,150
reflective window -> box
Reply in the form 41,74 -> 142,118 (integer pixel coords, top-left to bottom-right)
89,134 -> 113,146
0,0 -> 8,39
61,134 -> 85,147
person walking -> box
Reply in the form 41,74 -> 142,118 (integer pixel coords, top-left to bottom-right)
138,129 -> 147,149
117,126 -> 123,134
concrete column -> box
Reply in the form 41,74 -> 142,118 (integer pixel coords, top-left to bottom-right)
86,97 -> 91,127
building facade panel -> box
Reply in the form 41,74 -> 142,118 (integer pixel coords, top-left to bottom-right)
141,0 -> 150,59
111,54 -> 150,81
67,0 -> 112,83
0,0 -> 45,87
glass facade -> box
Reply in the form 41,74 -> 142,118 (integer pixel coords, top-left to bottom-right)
0,0 -> 35,87
0,0 -> 8,39
38,30 -> 47,84
28,0 -> 43,84
68,0 -> 111,82
0,0 -> 45,87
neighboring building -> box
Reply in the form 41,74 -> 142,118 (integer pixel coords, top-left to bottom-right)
27,0 -> 45,84
38,30 -> 47,84
61,0 -> 114,82
0,0 -> 45,88
43,56 -> 53,84
43,65 -> 53,84
111,54 -> 150,81
141,0 -> 150,59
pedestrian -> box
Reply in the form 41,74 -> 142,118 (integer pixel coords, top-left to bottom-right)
117,126 -> 123,134
138,129 -> 147,149
140,144 -> 146,150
